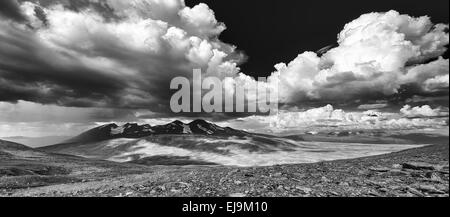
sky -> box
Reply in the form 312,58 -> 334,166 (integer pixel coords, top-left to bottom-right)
0,0 -> 448,137
186,0 -> 449,78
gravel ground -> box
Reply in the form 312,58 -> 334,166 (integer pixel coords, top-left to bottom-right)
1,143 -> 448,197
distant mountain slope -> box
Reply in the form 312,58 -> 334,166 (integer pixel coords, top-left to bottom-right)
65,123 -> 153,143
63,119 -> 249,144
0,139 -> 152,189
0,136 -> 70,148
0,139 -> 33,152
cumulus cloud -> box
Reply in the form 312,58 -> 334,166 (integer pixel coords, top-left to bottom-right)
227,104 -> 449,134
400,105 -> 448,117
178,3 -> 226,38
260,11 -> 449,105
423,74 -> 449,92
402,58 -> 449,92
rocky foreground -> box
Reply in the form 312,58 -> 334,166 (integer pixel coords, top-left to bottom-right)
2,143 -> 448,197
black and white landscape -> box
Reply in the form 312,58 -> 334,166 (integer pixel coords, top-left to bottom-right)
0,0 -> 449,197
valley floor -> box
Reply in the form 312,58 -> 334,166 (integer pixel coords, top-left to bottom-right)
1,143 -> 448,197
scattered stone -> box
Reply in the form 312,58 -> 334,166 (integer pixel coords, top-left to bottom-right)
408,171 -> 425,178
234,180 -> 243,185
365,180 -> 385,188
293,173 -> 306,179
321,176 -> 331,183
388,170 -> 410,176
402,162 -> 436,171
329,191 -> 340,196
439,169 -> 449,174
425,172 -> 442,182
171,188 -> 182,193
338,182 -> 350,187
273,173 -> 283,177
434,184 -> 449,193
392,164 -> 403,169
407,187 -> 425,197
417,185 -> 445,194
378,188 -> 388,193
398,192 -> 415,197
368,191 -> 383,197
296,186 -> 312,194
291,178 -> 302,182
229,193 -> 246,197
369,167 -> 391,172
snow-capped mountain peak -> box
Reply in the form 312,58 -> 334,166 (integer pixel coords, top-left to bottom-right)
65,120 -> 248,143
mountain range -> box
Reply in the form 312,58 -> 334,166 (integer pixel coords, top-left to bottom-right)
0,136 -> 70,148
38,120 -> 301,166
65,119 -> 248,144
3,119 -> 437,168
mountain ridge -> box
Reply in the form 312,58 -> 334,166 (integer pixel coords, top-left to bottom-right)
63,119 -> 248,144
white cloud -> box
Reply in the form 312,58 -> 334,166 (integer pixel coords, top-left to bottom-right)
261,10 -> 449,104
178,3 -> 226,38
227,104 -> 449,134
423,74 -> 449,92
402,58 -> 449,92
400,105 -> 448,117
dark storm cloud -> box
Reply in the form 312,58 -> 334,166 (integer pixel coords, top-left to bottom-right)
0,101 -> 138,124
0,23 -> 190,110
0,0 -> 28,22
0,25 -> 125,107
0,0 -> 243,116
